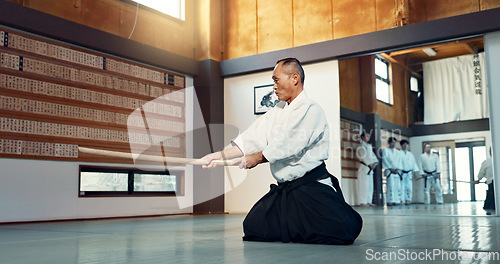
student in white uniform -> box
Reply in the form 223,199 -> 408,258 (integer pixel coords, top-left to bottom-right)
472,148 -> 495,215
356,131 -> 378,207
382,137 -> 402,206
399,140 -> 419,205
419,143 -> 444,204
202,58 -> 362,245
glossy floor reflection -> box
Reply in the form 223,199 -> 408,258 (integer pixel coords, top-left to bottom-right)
0,203 -> 498,264
358,201 -> 495,216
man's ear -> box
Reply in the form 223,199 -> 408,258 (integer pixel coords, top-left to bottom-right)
292,72 -> 299,85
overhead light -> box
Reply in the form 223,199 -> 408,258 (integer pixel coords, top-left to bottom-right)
422,48 -> 437,57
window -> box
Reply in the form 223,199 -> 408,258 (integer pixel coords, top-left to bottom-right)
375,56 -> 392,104
79,166 -> 183,196
410,76 -> 419,92
126,0 -> 185,21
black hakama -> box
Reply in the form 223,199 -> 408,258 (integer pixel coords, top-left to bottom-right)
483,181 -> 495,210
242,163 -> 363,245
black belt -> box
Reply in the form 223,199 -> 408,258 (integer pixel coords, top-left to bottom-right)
402,170 -> 411,174
424,170 -> 436,175
423,170 -> 437,188
273,162 -> 332,243
387,171 -> 402,181
360,161 -> 373,175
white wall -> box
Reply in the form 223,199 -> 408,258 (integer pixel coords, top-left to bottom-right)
223,60 -> 342,213
0,76 -> 194,223
0,159 -> 192,222
409,130 -> 491,204
485,31 -> 500,216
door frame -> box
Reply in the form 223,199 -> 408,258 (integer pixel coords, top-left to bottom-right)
455,140 -> 487,202
423,140 -> 457,203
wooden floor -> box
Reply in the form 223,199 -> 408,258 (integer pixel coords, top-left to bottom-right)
0,202 -> 499,263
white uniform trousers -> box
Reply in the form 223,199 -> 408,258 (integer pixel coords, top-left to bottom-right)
425,176 -> 443,204
401,172 -> 413,203
385,171 -> 401,204
357,166 -> 374,205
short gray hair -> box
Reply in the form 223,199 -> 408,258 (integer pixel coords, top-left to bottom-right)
276,58 -> 305,84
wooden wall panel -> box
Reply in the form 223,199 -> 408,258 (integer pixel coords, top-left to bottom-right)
128,14 -> 156,49
423,0 -> 479,21
257,0 -> 293,54
8,0 -> 500,61
333,0 -> 377,39
80,0 -> 121,36
154,17 -> 191,60
8,0 -> 197,60
222,0 -> 257,60
195,0 -> 223,61
359,55 -> 377,114
339,58 -> 362,112
408,0 -> 426,24
293,0 -> 333,47
24,0 -> 79,22
118,3 -> 139,39
195,0 -> 210,61
209,0 -> 223,61
375,0 -> 397,30
481,0 -> 500,10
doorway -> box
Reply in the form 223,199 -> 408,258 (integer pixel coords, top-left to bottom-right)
455,141 -> 488,202
423,141 -> 457,203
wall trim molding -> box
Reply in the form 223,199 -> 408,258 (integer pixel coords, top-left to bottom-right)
411,118 -> 490,136
340,107 -> 366,125
340,107 -> 489,137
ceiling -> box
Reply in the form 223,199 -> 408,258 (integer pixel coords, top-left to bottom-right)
379,36 -> 484,76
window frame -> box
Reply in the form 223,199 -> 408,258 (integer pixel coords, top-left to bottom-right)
120,0 -> 186,22
410,75 -> 420,93
375,56 -> 393,105
79,166 -> 184,197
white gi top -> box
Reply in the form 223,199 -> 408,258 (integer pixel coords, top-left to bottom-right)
420,152 -> 441,174
400,150 -> 420,173
357,140 -> 378,167
382,147 -> 402,172
233,91 -> 329,183
477,157 -> 493,184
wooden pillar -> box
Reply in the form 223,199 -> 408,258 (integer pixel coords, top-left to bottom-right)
192,59 -> 225,214
359,55 -> 377,114
365,113 -> 383,206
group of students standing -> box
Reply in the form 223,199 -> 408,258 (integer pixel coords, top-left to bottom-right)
356,132 -> 443,207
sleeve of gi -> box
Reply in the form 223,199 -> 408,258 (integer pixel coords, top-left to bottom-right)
477,159 -> 488,181
261,102 -> 327,163
232,111 -> 270,155
434,153 -> 442,173
382,148 -> 393,169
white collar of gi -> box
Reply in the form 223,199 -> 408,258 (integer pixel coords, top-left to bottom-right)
278,90 -> 307,109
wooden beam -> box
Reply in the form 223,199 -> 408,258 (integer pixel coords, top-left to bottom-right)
379,53 -> 422,78
388,46 -> 429,57
461,42 -> 476,54
388,37 -> 483,57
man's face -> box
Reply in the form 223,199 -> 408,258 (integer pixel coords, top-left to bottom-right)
362,133 -> 371,142
272,62 -> 298,104
424,144 -> 431,153
401,143 -> 408,151
389,141 -> 396,148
